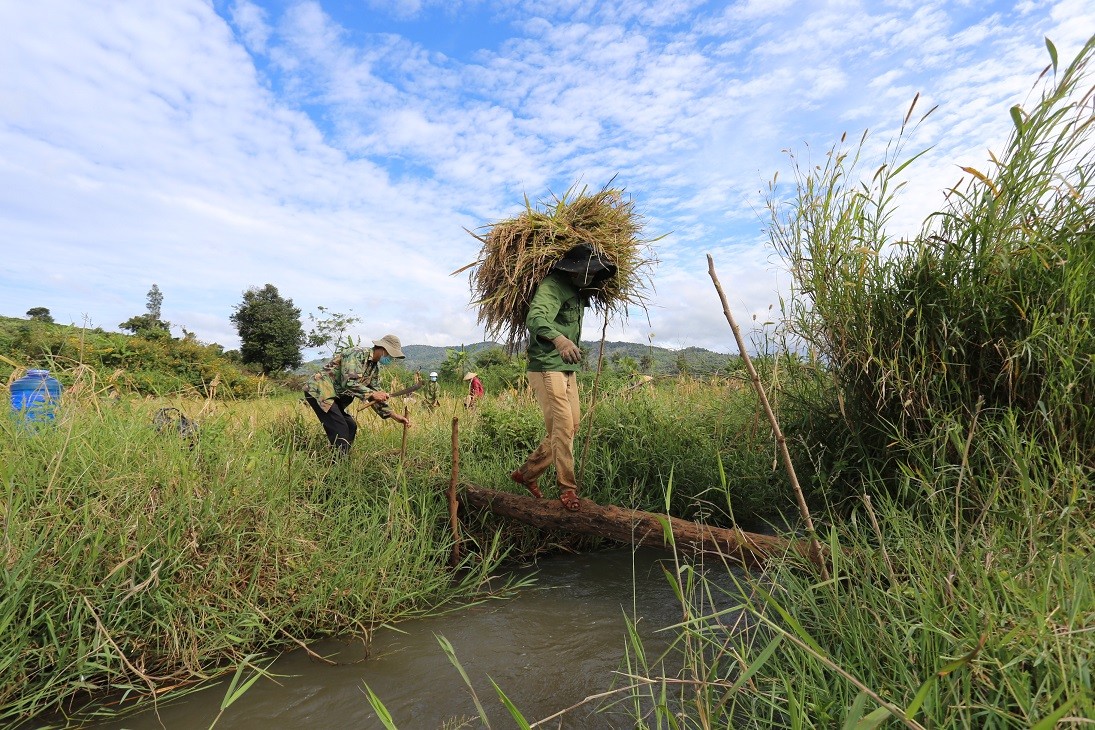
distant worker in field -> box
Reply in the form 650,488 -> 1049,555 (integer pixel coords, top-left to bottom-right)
510,243 -> 617,512
463,371 -> 484,409
303,334 -> 412,455
424,371 -> 440,409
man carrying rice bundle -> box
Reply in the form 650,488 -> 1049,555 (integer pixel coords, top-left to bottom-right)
461,182 -> 658,511
510,244 -> 617,511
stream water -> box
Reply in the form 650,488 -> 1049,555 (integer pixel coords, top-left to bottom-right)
91,548 -> 747,729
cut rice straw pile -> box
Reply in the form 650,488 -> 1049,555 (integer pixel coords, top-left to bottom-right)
455,181 -> 660,352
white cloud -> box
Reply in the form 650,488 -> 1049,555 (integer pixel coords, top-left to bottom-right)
1,0 -> 1089,356
230,0 -> 272,53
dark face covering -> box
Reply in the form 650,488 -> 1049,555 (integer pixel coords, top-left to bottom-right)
570,271 -> 598,288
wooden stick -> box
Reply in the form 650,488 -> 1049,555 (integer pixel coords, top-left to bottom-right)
577,311 -> 610,487
399,405 -> 409,465
706,254 -> 828,579
448,417 -> 461,566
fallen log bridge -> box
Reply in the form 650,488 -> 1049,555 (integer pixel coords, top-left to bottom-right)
462,485 -> 823,570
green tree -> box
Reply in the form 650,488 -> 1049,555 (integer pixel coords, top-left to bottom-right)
473,346 -> 509,369
305,306 -> 361,354
119,314 -> 170,337
120,284 -> 170,336
612,354 -> 639,375
472,346 -> 527,391
438,347 -> 470,382
230,284 -> 304,374
25,307 -> 53,323
146,284 -> 163,321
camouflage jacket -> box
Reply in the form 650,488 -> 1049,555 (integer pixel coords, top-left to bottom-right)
304,346 -> 393,418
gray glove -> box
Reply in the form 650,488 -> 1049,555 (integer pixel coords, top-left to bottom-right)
552,335 -> 582,364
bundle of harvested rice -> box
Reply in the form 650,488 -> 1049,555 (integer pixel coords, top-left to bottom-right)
457,182 -> 659,351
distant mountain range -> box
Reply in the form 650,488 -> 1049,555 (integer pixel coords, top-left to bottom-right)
303,340 -> 738,376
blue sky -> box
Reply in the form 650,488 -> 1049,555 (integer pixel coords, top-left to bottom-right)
1,1 -> 1091,355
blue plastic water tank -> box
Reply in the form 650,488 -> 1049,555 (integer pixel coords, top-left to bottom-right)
10,369 -> 63,421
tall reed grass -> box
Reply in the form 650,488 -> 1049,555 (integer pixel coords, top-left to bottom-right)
772,38 -> 1094,498
611,37 -> 1094,729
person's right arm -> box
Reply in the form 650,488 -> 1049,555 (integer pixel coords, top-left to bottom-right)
527,277 -> 564,342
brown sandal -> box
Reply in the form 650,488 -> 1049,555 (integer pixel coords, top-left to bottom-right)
559,489 -> 580,512
510,469 -> 542,499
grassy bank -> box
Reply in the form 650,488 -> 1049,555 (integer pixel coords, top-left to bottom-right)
1,393 -> 496,726
1,367 -> 792,726
625,423 -> 1092,728
0,316 -> 268,399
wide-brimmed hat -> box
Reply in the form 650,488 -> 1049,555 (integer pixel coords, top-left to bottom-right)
372,334 -> 405,359
463,372 -> 477,381
551,243 -> 618,284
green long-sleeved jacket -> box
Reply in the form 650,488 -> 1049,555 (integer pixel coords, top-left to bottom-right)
526,272 -> 584,373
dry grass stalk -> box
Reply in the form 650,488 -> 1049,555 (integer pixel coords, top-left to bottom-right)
707,253 -> 829,580
457,182 -> 659,351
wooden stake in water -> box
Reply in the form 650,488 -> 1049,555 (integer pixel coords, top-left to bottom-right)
707,254 -> 829,579
448,417 -> 461,566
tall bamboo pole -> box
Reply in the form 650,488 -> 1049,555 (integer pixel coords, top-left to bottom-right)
707,254 -> 828,579
448,417 -> 461,566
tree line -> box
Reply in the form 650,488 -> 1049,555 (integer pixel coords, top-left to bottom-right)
25,283 -> 742,381
25,283 -> 351,377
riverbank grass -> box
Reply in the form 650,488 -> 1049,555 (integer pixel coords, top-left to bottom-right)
2,366 -> 789,725
620,36 -> 1094,729
0,394 -> 509,726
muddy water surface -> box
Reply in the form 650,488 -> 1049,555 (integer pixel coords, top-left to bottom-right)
95,548 -> 745,729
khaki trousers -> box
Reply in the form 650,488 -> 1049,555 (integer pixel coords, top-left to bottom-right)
522,371 -> 580,493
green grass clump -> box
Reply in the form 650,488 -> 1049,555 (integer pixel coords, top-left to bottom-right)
628,420 -> 1092,728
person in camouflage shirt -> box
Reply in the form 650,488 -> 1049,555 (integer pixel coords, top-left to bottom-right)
424,371 -> 440,409
304,333 -> 412,454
